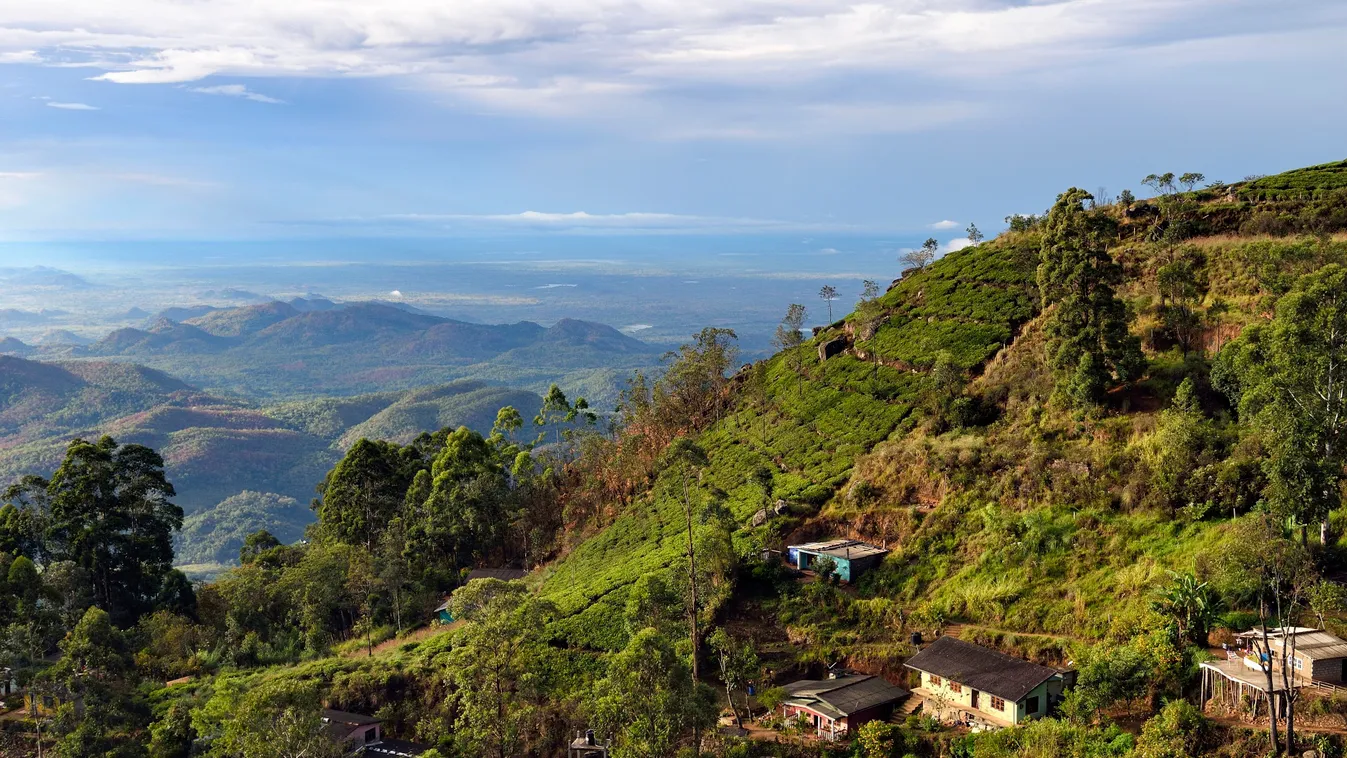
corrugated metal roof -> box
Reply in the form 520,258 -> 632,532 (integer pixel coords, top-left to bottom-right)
904,637 -> 1061,702
789,539 -> 888,561
1274,629 -> 1347,661
781,675 -> 908,718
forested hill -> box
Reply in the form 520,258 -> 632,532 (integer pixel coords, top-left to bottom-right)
0,355 -> 546,564
7,160 -> 1347,758
21,299 -> 662,403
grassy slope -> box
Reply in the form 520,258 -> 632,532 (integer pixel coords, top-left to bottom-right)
0,360 -> 545,523
536,235 -> 1042,650
538,159 -> 1347,663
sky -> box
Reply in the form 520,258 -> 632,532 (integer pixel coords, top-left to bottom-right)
1,0 -> 1347,248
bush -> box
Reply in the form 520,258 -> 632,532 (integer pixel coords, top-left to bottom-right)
1135,699 -> 1209,758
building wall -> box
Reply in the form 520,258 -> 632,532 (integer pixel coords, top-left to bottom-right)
1310,656 -> 1347,683
846,703 -> 895,732
921,672 -> 1031,725
782,704 -> 842,739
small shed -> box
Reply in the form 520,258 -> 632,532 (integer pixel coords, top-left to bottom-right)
321,709 -> 382,747
786,539 -> 888,583
433,598 -> 454,624
1248,627 -> 1347,683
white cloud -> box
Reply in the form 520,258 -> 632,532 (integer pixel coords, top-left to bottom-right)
46,101 -> 99,110
942,238 -> 974,254
930,219 -> 960,230
384,210 -> 793,230
189,83 -> 284,104
0,0 -> 1339,136
0,172 -> 41,180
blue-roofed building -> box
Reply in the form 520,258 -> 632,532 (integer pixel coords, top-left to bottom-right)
786,539 -> 888,583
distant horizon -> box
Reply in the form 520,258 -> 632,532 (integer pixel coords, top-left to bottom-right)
3,1 -> 1346,243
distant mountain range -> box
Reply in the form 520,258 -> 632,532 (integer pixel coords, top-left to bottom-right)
11,299 -> 663,405
0,354 -> 549,565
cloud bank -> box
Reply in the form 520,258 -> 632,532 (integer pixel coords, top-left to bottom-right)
2,0 -> 1342,135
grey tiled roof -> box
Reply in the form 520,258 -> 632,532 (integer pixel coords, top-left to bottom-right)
905,637 -> 1060,702
782,675 -> 908,718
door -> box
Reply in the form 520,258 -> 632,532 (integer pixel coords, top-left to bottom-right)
971,690 -> 980,710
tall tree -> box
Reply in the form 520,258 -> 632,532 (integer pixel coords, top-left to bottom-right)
1179,172 -> 1206,192
966,223 -> 984,244
35,437 -> 181,626
1214,265 -> 1347,544
47,607 -> 148,758
662,439 -> 709,687
316,439 -> 420,550
773,304 -> 807,384
657,327 -> 740,431
708,628 -> 759,728
1038,188 -> 1144,407
818,285 -> 838,322
1143,172 -> 1176,197
202,677 -> 342,758
592,628 -> 716,758
447,580 -> 558,758
1157,253 -> 1209,357
1216,515 -> 1316,755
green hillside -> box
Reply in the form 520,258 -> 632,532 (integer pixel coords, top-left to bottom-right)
11,160 -> 1347,758
0,358 -> 549,565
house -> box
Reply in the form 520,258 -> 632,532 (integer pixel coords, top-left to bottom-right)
779,674 -> 909,740
1200,626 -> 1347,719
322,709 -> 383,748
569,729 -> 611,757
904,637 -> 1071,730
1249,627 -> 1347,683
433,598 -> 454,624
321,709 -> 431,756
23,685 -> 82,718
786,539 -> 888,583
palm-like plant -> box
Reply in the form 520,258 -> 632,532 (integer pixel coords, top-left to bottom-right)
1153,570 -> 1224,645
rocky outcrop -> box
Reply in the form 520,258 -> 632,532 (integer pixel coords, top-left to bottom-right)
818,337 -> 849,361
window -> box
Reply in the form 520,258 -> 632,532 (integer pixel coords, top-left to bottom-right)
365,728 -> 377,743
929,675 -> 942,687
990,696 -> 1006,711
949,681 -> 962,694
1293,657 -> 1304,670
1026,696 -> 1040,714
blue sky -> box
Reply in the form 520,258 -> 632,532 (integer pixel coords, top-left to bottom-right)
2,0 -> 1346,246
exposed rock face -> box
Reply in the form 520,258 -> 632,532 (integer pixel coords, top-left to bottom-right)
818,337 -> 848,361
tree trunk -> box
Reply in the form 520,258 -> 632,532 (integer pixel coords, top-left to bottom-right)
725,682 -> 743,728
1322,518 -> 1330,547
1260,619 -> 1281,754
682,468 -> 701,758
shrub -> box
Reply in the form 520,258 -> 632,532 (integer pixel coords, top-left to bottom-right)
1135,699 -> 1209,758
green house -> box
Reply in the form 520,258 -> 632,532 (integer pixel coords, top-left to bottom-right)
434,599 -> 453,624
